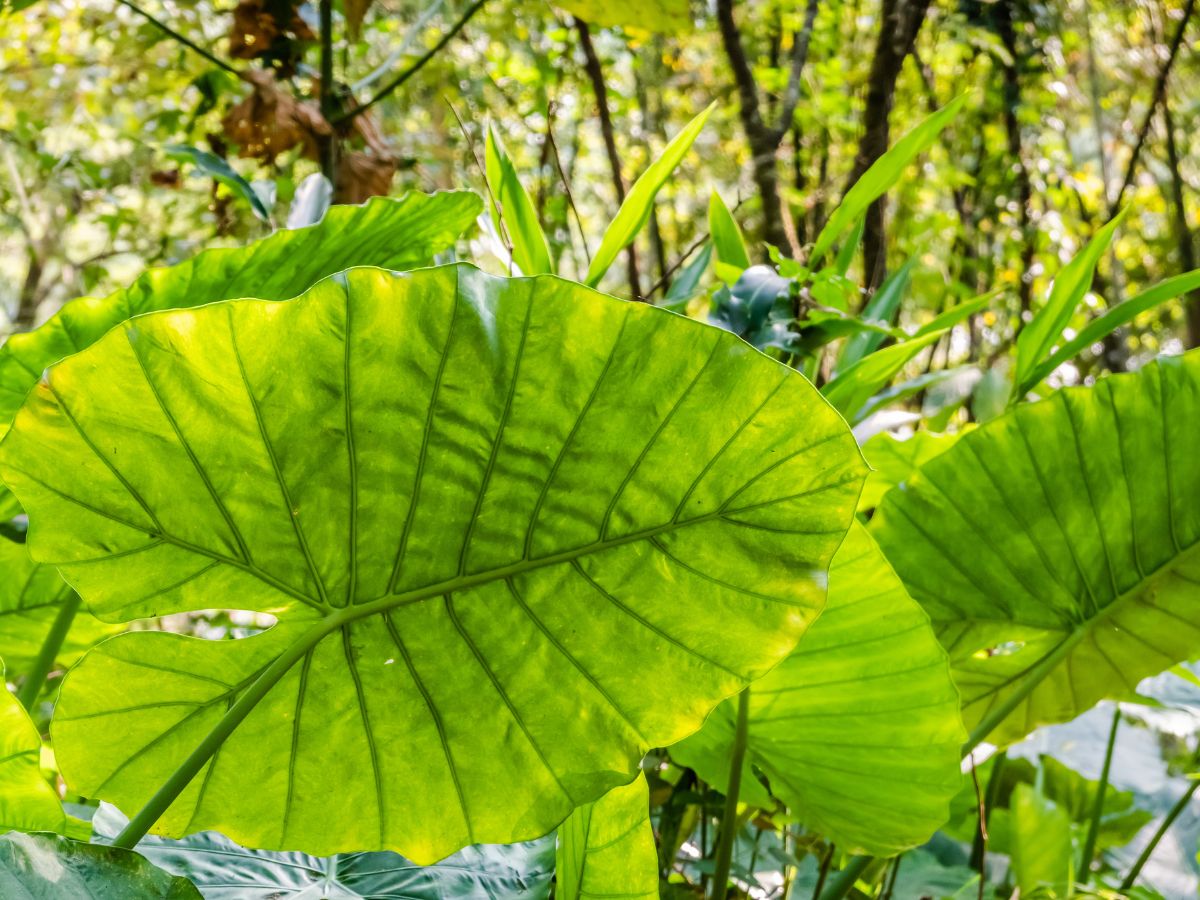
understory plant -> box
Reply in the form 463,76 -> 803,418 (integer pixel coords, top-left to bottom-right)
1,95 -> 1199,900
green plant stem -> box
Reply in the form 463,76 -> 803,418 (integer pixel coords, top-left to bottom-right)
970,750 -> 1005,870
817,854 -> 872,900
1079,706 -> 1121,880
709,688 -> 750,898
114,0 -> 238,75
16,591 -> 82,711
1118,778 -> 1200,891
317,0 -> 336,182
333,0 -> 487,126
112,615 -> 339,849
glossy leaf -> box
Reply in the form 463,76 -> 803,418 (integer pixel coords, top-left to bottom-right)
0,191 -> 482,433
1023,267 -> 1200,393
661,242 -> 713,308
486,124 -> 553,276
284,173 -> 332,229
555,0 -> 689,31
166,145 -> 272,225
810,95 -> 966,266
3,265 -> 865,863
0,832 -> 201,899
0,661 -> 66,835
0,538 -> 118,673
671,524 -> 964,856
585,103 -> 715,288
555,773 -> 657,900
1013,209 -> 1128,398
92,802 -> 554,899
873,350 -> 1200,746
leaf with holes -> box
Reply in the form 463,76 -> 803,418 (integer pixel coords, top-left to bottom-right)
872,350 -> 1200,747
1,264 -> 865,863
670,523 -> 964,856
555,773 -> 658,900
91,802 -> 555,898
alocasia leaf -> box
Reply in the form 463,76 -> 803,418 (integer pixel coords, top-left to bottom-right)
555,773 -> 658,900
872,350 -> 1200,747
671,523 -> 964,856
92,803 -> 554,899
857,429 -> 966,511
0,191 -> 482,433
1,264 -> 865,863
0,538 -> 119,674
0,660 -> 66,835
0,832 -> 201,899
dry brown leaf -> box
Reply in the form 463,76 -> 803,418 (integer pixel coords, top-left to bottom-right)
334,151 -> 397,204
222,69 -> 330,162
344,0 -> 374,41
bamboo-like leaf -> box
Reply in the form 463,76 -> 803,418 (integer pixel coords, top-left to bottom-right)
0,832 -> 201,899
709,190 -> 750,283
810,95 -> 967,266
872,350 -> 1200,746
1013,209 -> 1128,398
3,265 -> 864,863
671,524 -> 964,856
835,259 -> 915,373
555,773 -> 657,899
585,104 -> 715,288
821,331 -> 942,423
486,125 -> 553,276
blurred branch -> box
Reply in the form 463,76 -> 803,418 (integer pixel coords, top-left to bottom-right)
114,0 -> 238,75
776,0 -> 820,140
334,0 -> 487,126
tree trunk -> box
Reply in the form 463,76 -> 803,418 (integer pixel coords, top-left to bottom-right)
994,0 -> 1034,314
846,0 -> 932,289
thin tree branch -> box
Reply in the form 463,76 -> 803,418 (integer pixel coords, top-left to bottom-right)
114,0 -> 238,75
1109,0 -> 1196,216
333,0 -> 487,126
775,0 -> 820,140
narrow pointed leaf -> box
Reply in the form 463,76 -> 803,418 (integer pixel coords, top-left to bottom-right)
709,191 -> 750,282
166,145 -> 272,225
1024,267 -> 1200,391
2,265 -> 864,863
821,331 -> 942,423
1013,209 -> 1129,397
671,524 -> 964,856
486,125 -> 553,276
92,803 -> 554,898
0,191 -> 482,433
0,832 -> 201,899
586,104 -> 715,288
873,350 -> 1200,746
810,95 -> 967,266
555,773 -> 657,900
835,259 -> 915,373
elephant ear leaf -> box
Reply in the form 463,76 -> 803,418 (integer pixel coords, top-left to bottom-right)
0,832 -> 201,899
2,264 -> 864,863
671,522 -> 964,857
0,660 -> 68,835
872,350 -> 1200,748
0,191 -> 482,433
555,772 -> 658,900
91,802 -> 555,898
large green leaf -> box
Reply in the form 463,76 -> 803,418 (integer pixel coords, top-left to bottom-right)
92,803 -> 554,898
0,191 -> 482,432
555,773 -> 657,900
671,524 -> 964,856
2,264 -> 865,863
585,104 -> 715,288
0,538 -> 119,673
0,661 -> 66,835
872,350 -> 1200,747
0,831 -> 201,899
555,0 -> 689,31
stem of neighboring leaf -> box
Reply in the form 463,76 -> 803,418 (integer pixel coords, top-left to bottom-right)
809,842 -> 834,899
1118,777 -> 1200,891
970,750 -> 1005,871
709,688 -> 750,897
817,854 -> 872,900
16,591 -> 81,712
1079,706 -> 1121,880
968,753 -> 987,900
113,0 -> 238,75
333,0 -> 488,126
112,616 -> 342,849
317,0 -> 337,182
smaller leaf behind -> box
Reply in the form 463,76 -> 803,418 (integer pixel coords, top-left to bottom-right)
586,103 -> 716,288
485,124 -> 553,276
709,190 -> 750,283
822,331 -> 942,424
556,772 -> 658,900
0,660 -> 66,836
